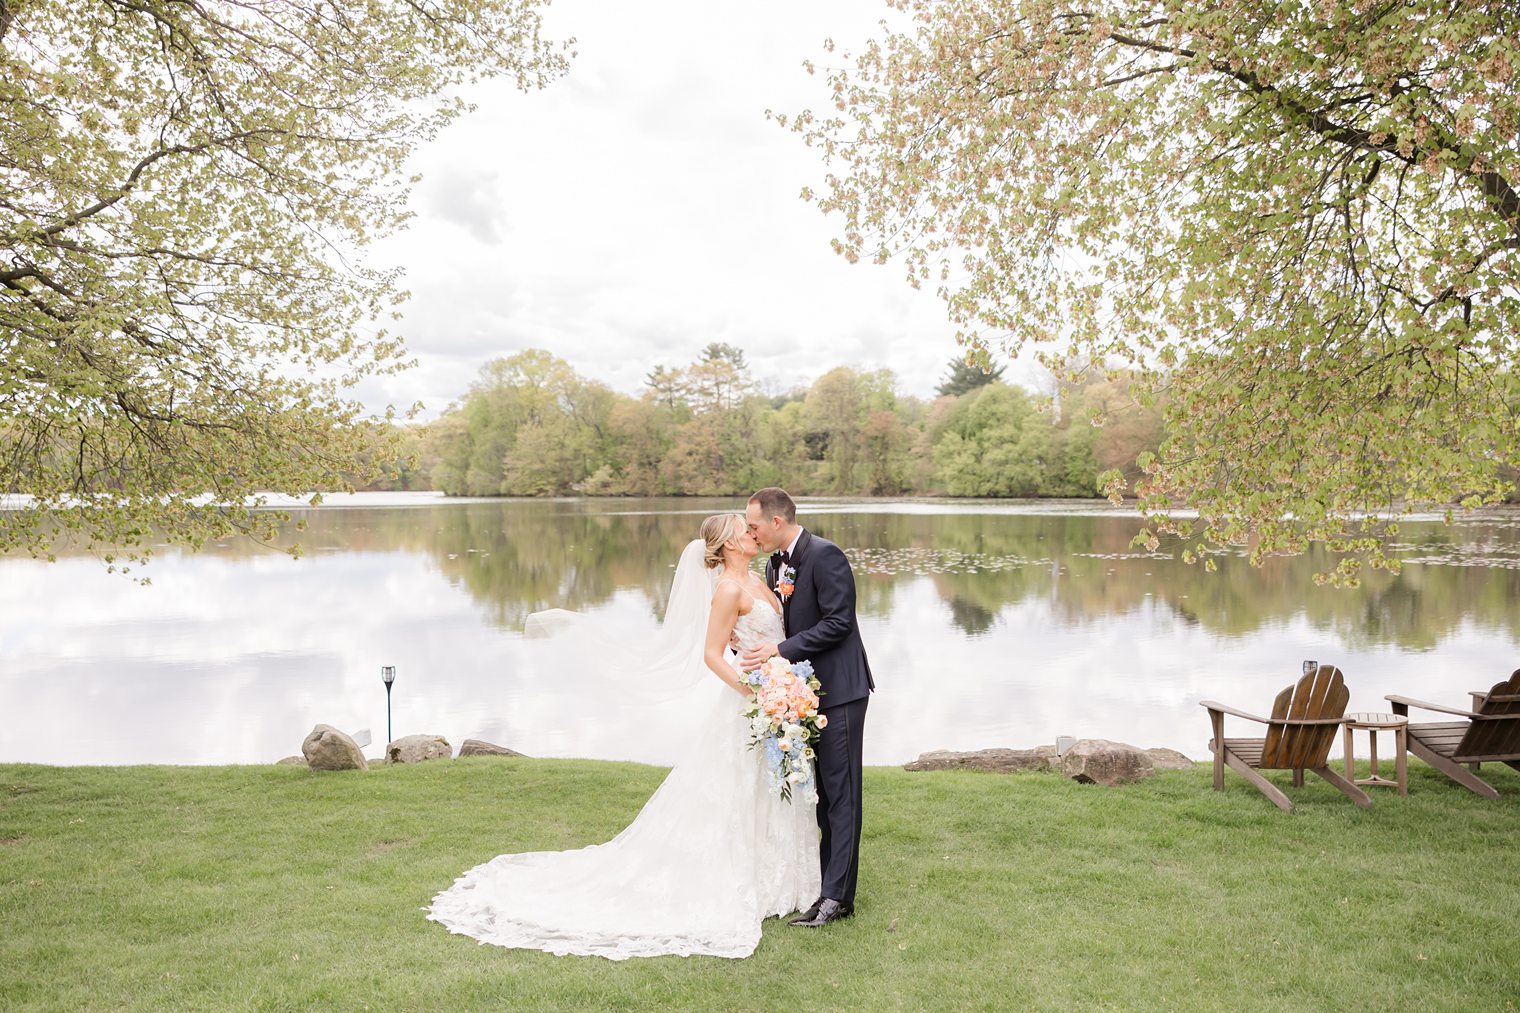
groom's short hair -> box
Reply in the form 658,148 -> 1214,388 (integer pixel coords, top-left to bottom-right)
749,487 -> 796,524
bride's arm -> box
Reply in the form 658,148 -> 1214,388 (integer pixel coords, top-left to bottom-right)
704,584 -> 752,697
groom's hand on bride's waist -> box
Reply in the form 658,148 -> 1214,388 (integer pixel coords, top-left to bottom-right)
740,642 -> 780,669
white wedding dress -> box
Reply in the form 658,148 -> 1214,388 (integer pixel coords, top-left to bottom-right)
426,547 -> 820,960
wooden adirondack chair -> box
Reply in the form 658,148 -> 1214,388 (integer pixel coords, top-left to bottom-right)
1202,665 -> 1371,812
1386,669 -> 1520,799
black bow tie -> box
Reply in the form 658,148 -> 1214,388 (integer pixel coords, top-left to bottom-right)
776,550 -> 791,565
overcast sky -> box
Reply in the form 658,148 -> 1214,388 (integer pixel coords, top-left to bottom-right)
358,0 -> 1023,419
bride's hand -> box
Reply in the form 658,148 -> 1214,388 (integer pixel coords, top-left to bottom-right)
740,642 -> 778,670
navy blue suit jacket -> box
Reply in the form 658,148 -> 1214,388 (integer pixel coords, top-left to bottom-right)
766,529 -> 874,709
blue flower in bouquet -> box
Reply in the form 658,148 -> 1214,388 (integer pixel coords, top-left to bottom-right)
737,654 -> 826,804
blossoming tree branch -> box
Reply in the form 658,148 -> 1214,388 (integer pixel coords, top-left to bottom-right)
0,0 -> 568,570
787,0 -> 1519,584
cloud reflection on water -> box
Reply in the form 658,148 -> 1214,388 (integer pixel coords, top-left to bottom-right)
2,496 -> 1516,765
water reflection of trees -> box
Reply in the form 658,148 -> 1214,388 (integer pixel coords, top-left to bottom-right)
55,499 -> 1520,647
313,500 -> 719,629
344,503 -> 1520,647
778,509 -> 1518,649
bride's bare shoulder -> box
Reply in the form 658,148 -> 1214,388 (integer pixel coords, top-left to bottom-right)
712,577 -> 751,614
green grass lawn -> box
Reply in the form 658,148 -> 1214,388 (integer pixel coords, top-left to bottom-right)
2,757 -> 1519,1012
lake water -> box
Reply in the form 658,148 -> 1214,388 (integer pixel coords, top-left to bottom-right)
2,493 -> 1517,766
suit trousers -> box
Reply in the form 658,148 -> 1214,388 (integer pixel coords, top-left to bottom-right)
814,694 -> 867,907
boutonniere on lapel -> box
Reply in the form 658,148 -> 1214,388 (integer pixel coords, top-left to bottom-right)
777,563 -> 797,602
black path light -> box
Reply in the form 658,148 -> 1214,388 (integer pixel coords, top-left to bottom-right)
382,666 -> 396,745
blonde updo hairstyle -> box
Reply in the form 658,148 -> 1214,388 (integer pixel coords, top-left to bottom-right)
700,513 -> 744,570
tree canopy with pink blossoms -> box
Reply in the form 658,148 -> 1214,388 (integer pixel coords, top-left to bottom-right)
787,0 -> 1519,583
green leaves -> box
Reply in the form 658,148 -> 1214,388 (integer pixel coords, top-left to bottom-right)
0,1 -> 569,568
422,349 -> 1149,501
795,0 -> 1520,584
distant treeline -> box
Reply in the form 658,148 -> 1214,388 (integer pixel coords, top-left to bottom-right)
372,344 -> 1165,499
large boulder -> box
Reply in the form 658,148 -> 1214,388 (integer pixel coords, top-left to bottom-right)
904,746 -> 1058,773
1146,747 -> 1197,771
302,725 -> 368,772
387,734 -> 452,764
1061,739 -> 1155,786
458,739 -> 526,758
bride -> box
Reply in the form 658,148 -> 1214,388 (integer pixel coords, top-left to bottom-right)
426,513 -> 821,959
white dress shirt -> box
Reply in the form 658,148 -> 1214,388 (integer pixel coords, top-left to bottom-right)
783,527 -> 804,558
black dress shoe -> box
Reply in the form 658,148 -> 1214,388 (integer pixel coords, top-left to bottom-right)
787,898 -> 823,926
788,897 -> 852,928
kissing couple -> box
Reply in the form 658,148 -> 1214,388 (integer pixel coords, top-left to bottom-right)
427,487 -> 875,959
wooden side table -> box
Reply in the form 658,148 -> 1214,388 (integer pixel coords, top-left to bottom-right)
1342,712 -> 1409,796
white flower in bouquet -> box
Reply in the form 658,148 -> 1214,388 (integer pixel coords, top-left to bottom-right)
736,655 -> 824,803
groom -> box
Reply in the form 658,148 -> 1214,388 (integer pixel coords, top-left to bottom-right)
742,487 -> 874,928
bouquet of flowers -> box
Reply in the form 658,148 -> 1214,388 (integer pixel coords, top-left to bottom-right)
741,656 -> 826,803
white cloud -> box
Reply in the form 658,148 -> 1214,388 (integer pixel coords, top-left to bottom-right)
422,165 -> 510,246
359,0 -> 1030,418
